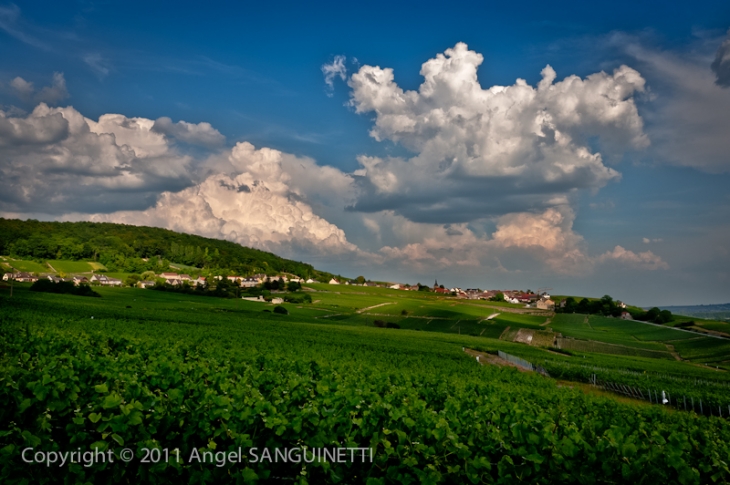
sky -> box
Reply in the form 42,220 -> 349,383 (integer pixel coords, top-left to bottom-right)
1,0 -> 729,306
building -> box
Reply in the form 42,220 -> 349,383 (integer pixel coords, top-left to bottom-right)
621,311 -> 632,320
536,298 -> 556,310
90,274 -> 122,286
240,277 -> 260,288
329,278 -> 340,285
3,272 -> 38,283
72,276 -> 89,286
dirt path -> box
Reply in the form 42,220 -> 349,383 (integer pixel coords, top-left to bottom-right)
541,316 -> 553,327
356,302 -> 394,314
463,348 -> 530,372
363,312 -> 449,320
498,326 -> 511,340
664,343 -> 683,361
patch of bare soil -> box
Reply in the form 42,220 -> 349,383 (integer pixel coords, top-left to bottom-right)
513,328 -> 534,345
463,348 -> 530,372
664,343 -> 682,361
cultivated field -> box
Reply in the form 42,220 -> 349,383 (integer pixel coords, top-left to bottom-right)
1,284 -> 730,483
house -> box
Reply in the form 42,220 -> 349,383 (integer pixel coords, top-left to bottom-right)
617,301 -> 627,309
536,298 -> 556,310
165,278 -> 181,286
179,274 -> 191,281
192,277 -> 207,286
90,274 -> 122,286
47,275 -> 65,283
389,283 -> 401,290
329,278 -> 340,285
240,277 -> 260,288
306,278 -> 318,284
72,276 -> 89,286
434,287 -> 450,295
621,311 -> 632,320
138,280 -> 156,288
90,274 -> 107,284
3,272 -> 37,283
227,275 -> 244,284
271,297 -> 284,304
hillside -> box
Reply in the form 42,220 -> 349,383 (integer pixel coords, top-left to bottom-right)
0,218 -> 336,280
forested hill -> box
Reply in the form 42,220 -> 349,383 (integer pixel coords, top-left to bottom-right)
0,218 -> 336,280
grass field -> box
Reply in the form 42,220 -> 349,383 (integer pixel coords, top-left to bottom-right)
549,313 -> 720,358
2,258 -> 50,273
47,259 -> 96,273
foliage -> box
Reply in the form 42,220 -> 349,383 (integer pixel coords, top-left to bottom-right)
29,279 -> 100,297
1,288 -> 729,484
490,292 -> 505,302
0,218 -> 335,280
273,305 -> 289,315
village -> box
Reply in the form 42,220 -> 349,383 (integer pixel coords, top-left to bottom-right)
1,269 -> 604,312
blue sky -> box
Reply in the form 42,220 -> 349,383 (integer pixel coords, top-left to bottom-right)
1,1 -> 729,305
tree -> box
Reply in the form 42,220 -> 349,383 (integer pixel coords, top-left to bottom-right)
286,281 -> 301,292
491,292 -> 505,302
125,274 -> 141,287
355,275 -> 366,285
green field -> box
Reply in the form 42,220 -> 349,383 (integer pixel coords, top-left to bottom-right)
47,259 -> 96,273
2,286 -> 730,484
550,313 -> 721,358
1,258 -> 50,273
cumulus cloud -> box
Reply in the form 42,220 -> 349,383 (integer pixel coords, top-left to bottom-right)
598,245 -> 668,270
712,30 -> 730,88
0,103 -> 195,214
8,72 -> 68,104
9,77 -> 34,99
375,206 -> 668,274
151,117 -> 226,147
322,55 -> 347,95
348,43 -> 648,223
88,142 -> 366,259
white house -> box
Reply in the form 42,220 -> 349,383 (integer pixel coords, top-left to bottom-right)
329,278 -> 340,285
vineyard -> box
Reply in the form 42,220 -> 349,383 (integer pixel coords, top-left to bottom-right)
1,286 -> 730,483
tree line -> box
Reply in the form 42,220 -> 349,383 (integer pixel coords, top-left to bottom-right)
558,295 -> 673,323
0,218 -> 336,280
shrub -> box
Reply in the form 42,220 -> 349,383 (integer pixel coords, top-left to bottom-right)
273,305 -> 288,315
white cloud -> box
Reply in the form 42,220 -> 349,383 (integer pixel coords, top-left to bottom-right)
7,72 -> 69,104
642,237 -> 663,244
598,245 -> 669,270
9,76 -> 34,99
348,43 -> 648,223
375,206 -> 668,275
321,55 -> 347,95
0,103 -> 196,214
151,117 -> 226,147
88,142 -> 367,259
